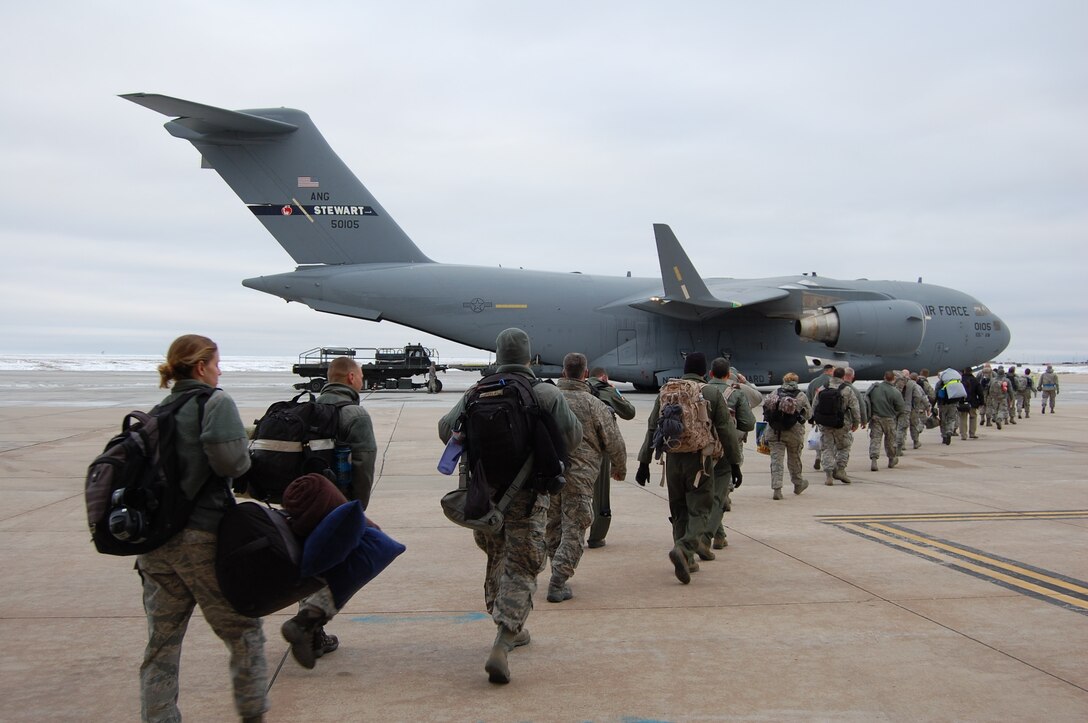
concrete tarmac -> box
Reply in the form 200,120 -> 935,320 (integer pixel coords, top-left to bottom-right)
1,370 -> 1086,721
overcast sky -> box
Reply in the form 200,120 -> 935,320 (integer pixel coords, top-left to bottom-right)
2,2 -> 1085,363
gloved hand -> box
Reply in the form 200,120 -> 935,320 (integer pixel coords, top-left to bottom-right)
730,464 -> 743,488
635,463 -> 650,486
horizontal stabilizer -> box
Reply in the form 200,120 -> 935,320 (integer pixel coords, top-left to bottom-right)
121,93 -> 298,135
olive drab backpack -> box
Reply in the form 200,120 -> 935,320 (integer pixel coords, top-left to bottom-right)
812,384 -> 846,428
764,387 -> 802,431
85,387 -> 216,556
651,379 -> 722,459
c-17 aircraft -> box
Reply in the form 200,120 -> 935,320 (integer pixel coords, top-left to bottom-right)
125,93 -> 1010,389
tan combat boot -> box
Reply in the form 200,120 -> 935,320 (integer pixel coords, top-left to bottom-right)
485,625 -> 519,684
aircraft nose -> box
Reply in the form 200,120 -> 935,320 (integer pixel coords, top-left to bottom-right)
993,314 -> 1012,355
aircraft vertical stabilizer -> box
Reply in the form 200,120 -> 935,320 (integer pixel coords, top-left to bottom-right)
121,93 -> 432,266
654,223 -> 712,302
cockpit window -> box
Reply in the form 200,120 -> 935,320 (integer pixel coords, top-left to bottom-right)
974,304 -> 990,316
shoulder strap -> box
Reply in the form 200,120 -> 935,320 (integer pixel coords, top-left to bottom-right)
494,453 -> 535,514
151,386 -> 215,419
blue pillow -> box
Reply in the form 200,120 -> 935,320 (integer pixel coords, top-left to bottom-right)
300,501 -> 365,577
301,501 -> 406,609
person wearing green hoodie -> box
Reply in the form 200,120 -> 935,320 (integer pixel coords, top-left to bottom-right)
439,328 -> 582,685
868,370 -> 906,470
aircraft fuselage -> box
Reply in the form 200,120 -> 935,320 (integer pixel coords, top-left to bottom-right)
244,263 -> 1010,385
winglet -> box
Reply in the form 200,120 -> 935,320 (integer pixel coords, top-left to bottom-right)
653,223 -> 713,302
120,93 -> 298,136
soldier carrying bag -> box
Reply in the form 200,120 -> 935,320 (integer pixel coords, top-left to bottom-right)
85,387 -> 216,556
440,454 -> 535,535
439,371 -> 568,534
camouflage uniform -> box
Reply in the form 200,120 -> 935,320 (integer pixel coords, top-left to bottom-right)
765,382 -> 812,492
845,380 -> 870,426
935,369 -> 966,442
1005,370 -> 1021,423
139,530 -> 268,722
471,488 -> 551,627
867,380 -> 905,466
816,379 -> 861,479
905,378 -> 930,449
918,376 -> 937,407
985,370 -> 1014,428
438,330 -> 582,643
547,378 -> 626,584
136,380 -> 268,721
1038,367 -> 1059,413
1012,371 -> 1033,418
977,366 -> 994,425
704,376 -> 755,547
585,376 -> 636,547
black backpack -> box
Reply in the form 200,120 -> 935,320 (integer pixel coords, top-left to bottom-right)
215,501 -> 325,617
812,385 -> 846,428
458,373 -> 566,518
85,387 -> 216,556
236,391 -> 350,503
764,387 -> 801,431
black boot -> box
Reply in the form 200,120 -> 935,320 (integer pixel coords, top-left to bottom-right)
282,607 -> 327,669
314,626 -> 339,659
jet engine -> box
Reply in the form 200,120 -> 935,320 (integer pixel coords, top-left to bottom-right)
795,300 -> 926,356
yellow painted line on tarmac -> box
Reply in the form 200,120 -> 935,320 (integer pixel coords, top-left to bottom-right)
819,510 -> 1088,524
840,523 -> 1088,611
865,523 -> 1088,597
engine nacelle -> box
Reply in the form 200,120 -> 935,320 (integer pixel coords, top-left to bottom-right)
795,300 -> 926,356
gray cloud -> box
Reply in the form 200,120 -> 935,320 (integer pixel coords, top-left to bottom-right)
1,1 -> 1085,361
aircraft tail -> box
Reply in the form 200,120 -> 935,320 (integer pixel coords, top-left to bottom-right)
122,93 -> 431,265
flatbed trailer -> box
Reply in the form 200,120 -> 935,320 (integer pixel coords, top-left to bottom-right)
292,344 -> 448,392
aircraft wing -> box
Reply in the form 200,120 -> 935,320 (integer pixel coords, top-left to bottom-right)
629,224 -> 789,319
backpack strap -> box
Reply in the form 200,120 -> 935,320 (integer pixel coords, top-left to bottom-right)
153,386 -> 223,501
494,453 -> 535,514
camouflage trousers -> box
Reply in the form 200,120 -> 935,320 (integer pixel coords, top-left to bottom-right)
546,469 -> 595,581
986,397 -> 1010,425
939,403 -> 960,437
909,411 -> 927,444
1041,389 -> 1056,411
472,486 -> 549,632
299,585 -> 338,620
137,528 -> 268,722
1016,391 -> 1031,416
820,426 -> 853,472
768,426 -> 805,488
868,416 -> 898,460
894,413 -> 910,453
